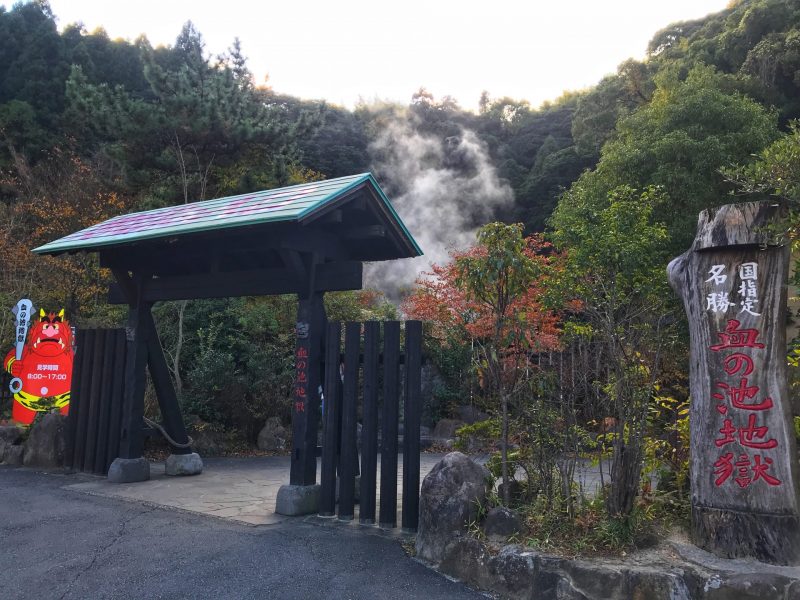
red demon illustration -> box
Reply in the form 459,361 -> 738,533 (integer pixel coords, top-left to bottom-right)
4,309 -> 73,425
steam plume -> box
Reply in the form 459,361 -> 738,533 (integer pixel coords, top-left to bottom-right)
365,117 -> 513,301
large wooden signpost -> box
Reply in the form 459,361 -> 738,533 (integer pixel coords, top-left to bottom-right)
669,201 -> 800,565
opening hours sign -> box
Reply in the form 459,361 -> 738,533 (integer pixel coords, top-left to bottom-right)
669,202 -> 800,565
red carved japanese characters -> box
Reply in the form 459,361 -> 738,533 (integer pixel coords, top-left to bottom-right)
710,319 -> 781,488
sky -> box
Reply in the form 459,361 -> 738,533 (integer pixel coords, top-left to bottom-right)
33,0 -> 731,110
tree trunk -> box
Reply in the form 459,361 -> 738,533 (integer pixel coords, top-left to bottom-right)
501,393 -> 510,506
668,201 -> 800,565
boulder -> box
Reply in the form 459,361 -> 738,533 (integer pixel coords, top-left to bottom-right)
0,424 -> 23,446
165,452 -> 203,476
415,451 -> 490,563
432,418 -> 465,440
4,444 -> 24,465
703,572 -> 795,600
189,425 -> 225,456
456,405 -> 490,425
486,545 -> 537,600
439,537 -> 492,589
257,416 -> 288,452
23,413 -> 67,469
483,506 -> 524,541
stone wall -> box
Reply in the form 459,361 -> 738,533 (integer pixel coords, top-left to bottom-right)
417,452 -> 800,600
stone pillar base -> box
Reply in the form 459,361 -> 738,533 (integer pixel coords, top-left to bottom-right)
275,484 -> 320,516
165,452 -> 203,476
108,457 -> 150,483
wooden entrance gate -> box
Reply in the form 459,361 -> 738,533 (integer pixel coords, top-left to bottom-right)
319,320 -> 422,531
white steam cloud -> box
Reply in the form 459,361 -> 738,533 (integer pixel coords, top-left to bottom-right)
365,117 -> 513,300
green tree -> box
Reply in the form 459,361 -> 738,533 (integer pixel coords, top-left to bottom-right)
568,66 -> 779,253
454,223 -> 548,505
551,185 -> 672,517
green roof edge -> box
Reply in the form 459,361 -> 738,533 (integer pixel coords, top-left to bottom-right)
32,172 -> 423,256
366,174 -> 423,256
297,172 -> 422,257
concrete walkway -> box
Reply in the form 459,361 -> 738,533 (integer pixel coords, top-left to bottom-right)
65,453 -> 449,527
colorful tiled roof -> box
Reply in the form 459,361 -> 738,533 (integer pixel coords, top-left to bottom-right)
33,173 -> 421,256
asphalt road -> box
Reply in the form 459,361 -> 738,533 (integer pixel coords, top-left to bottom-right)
0,466 -> 484,600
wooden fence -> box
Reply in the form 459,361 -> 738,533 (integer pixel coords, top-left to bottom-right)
66,328 -> 127,474
319,320 -> 422,531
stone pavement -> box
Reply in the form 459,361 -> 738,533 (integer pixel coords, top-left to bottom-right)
65,453 -> 450,526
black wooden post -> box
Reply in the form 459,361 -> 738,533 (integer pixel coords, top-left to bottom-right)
290,290 -> 326,486
83,330 -> 105,471
402,320 -> 422,531
359,321 -> 380,524
73,329 -> 95,471
319,322 -> 341,516
118,290 -> 149,460
379,321 -> 401,528
142,311 -> 192,455
105,329 -> 127,472
338,322 -> 361,520
93,329 -> 116,473
66,329 -> 87,470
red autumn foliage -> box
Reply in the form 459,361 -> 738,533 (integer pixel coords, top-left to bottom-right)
402,233 -> 563,355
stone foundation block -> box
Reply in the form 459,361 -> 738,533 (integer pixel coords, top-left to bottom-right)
275,484 -> 320,516
108,457 -> 150,483
165,452 -> 203,476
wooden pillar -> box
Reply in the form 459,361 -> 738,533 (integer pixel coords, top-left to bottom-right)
402,320 -> 422,531
668,201 -> 800,565
290,290 -> 326,486
118,274 -> 149,460
142,311 -> 192,455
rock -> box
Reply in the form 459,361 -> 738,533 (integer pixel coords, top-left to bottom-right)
486,545 -> 536,600
532,555 -> 572,599
165,452 -> 203,476
275,484 -> 320,516
0,424 -> 23,445
560,560 -> 627,599
432,418 -> 465,440
483,506 -> 524,541
415,451 -> 490,563
107,457 -> 151,483
4,444 -> 23,465
257,417 -> 288,452
439,537 -> 492,590
787,580 -> 800,600
704,572 -> 794,600
23,413 -> 67,469
189,425 -> 225,456
627,569 -> 693,600
498,479 -> 524,502
456,405 -> 490,425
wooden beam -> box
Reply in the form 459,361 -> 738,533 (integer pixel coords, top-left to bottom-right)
142,311 -> 192,455
107,261 -> 363,304
99,226 -> 351,274
341,225 -> 386,241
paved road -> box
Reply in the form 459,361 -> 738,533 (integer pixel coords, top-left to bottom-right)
0,466 -> 484,600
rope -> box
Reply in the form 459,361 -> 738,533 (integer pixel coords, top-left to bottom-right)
143,416 -> 193,449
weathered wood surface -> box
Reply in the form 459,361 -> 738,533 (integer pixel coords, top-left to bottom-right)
668,201 -> 800,565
